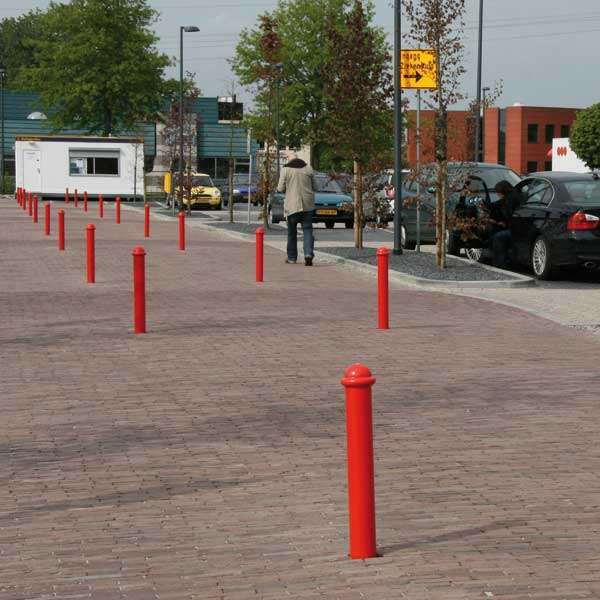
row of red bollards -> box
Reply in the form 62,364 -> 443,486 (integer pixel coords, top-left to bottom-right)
15,186 -> 379,560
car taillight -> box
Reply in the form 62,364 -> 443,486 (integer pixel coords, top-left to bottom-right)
567,210 -> 600,231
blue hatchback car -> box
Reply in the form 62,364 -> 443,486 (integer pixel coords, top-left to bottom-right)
270,172 -> 354,228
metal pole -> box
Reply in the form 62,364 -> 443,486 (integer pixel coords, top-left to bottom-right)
392,0 -> 403,254
416,89 -> 421,252
178,26 -> 184,217
0,70 -> 5,195
247,128 -> 252,225
474,0 -> 483,162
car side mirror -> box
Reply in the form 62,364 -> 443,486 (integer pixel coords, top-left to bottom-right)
427,186 -> 436,194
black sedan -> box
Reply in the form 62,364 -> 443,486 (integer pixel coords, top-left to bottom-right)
509,172 -> 600,279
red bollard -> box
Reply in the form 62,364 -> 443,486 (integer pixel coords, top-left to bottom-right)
116,197 -> 121,224
144,203 -> 150,237
99,194 -> 104,218
28,193 -> 33,216
65,188 -> 69,204
33,196 -> 39,224
84,191 -> 88,212
44,203 -> 51,235
58,209 -> 65,250
256,227 -> 264,282
341,364 -> 377,560
86,224 -> 95,283
178,211 -> 186,251
377,248 -> 390,329
132,246 -> 146,334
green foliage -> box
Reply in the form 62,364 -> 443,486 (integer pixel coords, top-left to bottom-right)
17,0 -> 172,135
571,104 -> 600,170
232,0 -> 359,156
0,10 -> 44,87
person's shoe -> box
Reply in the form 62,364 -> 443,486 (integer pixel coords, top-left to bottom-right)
285,259 -> 296,264
304,256 -> 313,266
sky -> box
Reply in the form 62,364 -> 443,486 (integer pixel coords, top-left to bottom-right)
1,0 -> 600,110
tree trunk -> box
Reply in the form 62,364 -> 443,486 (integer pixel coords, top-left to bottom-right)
435,104 -> 448,268
353,159 -> 363,248
263,141 -> 271,229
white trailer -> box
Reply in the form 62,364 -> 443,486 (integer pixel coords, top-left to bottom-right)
551,137 -> 589,173
15,135 -> 145,200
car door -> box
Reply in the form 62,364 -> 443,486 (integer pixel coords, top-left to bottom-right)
511,178 -> 555,264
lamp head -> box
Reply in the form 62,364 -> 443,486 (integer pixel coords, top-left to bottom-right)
183,26 -> 200,33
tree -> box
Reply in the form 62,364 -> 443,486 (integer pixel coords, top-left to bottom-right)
402,0 -> 467,268
0,10 -> 44,87
232,0 -> 355,168
570,104 -> 600,170
322,0 -> 393,248
17,0 -> 172,136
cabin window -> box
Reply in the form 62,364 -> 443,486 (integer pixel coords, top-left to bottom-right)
69,149 -> 120,176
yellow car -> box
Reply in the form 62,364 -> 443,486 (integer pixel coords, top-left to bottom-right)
176,173 -> 222,210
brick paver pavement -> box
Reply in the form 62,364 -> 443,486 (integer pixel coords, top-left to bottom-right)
2,197 -> 600,599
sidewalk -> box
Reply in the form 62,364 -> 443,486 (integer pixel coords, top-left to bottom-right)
2,197 -> 600,599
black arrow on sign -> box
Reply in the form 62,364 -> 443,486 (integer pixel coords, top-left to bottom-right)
403,71 -> 423,83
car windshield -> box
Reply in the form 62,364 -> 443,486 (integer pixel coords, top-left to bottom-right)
232,174 -> 257,185
191,175 -> 214,187
563,180 -> 600,205
315,175 -> 343,193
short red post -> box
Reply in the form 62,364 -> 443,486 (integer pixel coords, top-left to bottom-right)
144,203 -> 150,237
341,364 -> 377,560
33,196 -> 39,224
116,197 -> 121,224
58,209 -> 65,251
84,191 -> 88,212
99,195 -> 104,218
74,189 -> 78,207
65,188 -> 69,204
44,203 -> 50,235
178,211 -> 186,251
86,224 -> 96,283
132,246 -> 146,334
256,227 -> 264,283
377,248 -> 390,329
28,193 -> 33,216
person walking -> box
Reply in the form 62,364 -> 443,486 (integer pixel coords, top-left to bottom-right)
277,157 -> 318,266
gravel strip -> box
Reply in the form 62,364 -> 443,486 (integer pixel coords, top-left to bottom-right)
207,222 -> 288,236
318,246 -> 519,281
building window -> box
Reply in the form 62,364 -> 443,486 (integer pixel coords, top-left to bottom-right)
561,124 -> 570,138
217,97 -> 243,122
545,124 -> 555,144
69,150 -> 120,176
527,124 -> 538,144
527,160 -> 538,173
544,161 -> 552,172
498,109 -> 506,165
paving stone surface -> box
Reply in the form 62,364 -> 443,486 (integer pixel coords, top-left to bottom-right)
2,197 -> 600,599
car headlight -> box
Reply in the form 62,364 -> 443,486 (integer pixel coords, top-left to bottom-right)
233,189 -> 240,194
214,190 -> 221,197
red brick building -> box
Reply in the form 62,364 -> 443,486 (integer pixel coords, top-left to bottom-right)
406,105 -> 580,176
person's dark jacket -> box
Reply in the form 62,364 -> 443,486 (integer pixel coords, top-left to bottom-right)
489,190 -> 523,229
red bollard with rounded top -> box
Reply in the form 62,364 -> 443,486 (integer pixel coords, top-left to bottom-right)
86,224 -> 96,283
132,246 -> 146,334
33,196 -> 39,224
28,193 -> 33,216
44,203 -> 51,235
58,209 -> 65,250
99,195 -> 104,218
256,227 -> 264,282
116,197 -> 121,224
377,248 -> 390,329
144,203 -> 150,237
341,364 -> 377,560
65,188 -> 69,204
178,211 -> 186,251
84,191 -> 88,212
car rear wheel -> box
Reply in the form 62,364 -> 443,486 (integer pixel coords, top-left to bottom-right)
325,222 -> 335,229
465,247 -> 483,262
531,236 -> 554,280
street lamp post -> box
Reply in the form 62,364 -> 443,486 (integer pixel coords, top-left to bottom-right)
481,86 -> 490,162
474,0 -> 484,162
0,67 -> 5,195
393,0 -> 403,254
178,25 -> 200,216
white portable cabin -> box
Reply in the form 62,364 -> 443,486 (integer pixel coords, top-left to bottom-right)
15,135 -> 145,200
551,138 -> 589,173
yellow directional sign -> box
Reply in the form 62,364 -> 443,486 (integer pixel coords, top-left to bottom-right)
400,49 -> 438,90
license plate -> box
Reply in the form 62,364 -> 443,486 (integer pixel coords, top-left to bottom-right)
317,209 -> 337,215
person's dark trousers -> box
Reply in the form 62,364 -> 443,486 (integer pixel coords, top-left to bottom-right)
286,210 -> 315,262
490,229 -> 511,269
